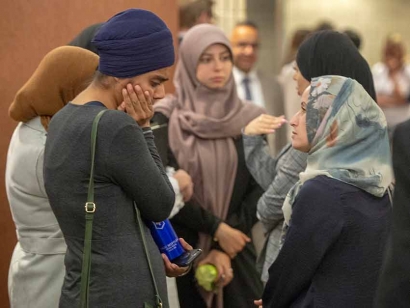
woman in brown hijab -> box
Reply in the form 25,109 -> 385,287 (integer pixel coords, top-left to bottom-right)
154,24 -> 283,308
6,46 -> 98,308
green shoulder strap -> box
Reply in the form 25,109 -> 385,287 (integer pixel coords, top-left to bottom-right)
80,109 -> 107,308
80,110 -> 163,308
134,202 -> 163,308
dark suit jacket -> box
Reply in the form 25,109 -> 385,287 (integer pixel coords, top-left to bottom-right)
375,119 -> 410,307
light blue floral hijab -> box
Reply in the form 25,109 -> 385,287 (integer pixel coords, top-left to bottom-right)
282,75 -> 393,228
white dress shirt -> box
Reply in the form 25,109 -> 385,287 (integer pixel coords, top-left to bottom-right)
372,62 -> 410,127
233,66 -> 266,108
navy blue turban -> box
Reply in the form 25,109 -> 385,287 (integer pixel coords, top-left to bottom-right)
92,9 -> 175,78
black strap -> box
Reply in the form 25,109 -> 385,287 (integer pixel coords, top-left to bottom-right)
80,109 -> 107,308
80,109 -> 162,308
134,203 -> 163,308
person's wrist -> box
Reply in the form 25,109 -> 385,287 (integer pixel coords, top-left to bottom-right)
213,222 -> 223,242
177,263 -> 192,277
243,126 -> 251,135
139,120 -> 151,128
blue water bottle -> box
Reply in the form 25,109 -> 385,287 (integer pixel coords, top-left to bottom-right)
149,219 -> 185,261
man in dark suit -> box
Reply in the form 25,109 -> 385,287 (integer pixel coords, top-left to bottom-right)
230,21 -> 286,256
375,118 -> 410,307
230,21 -> 286,156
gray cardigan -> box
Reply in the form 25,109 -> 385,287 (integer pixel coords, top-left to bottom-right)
243,134 -> 307,282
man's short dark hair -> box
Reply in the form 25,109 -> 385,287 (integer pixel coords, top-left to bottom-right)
314,21 -> 335,32
234,20 -> 259,31
179,0 -> 214,29
343,29 -> 362,50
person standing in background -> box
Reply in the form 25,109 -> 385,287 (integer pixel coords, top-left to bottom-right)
69,1 -> 215,50
375,118 -> 410,307
342,29 -> 362,50
313,20 -> 335,32
6,46 -> 98,308
154,24 -> 269,308
372,33 -> 410,136
179,0 -> 214,43
230,21 -> 286,156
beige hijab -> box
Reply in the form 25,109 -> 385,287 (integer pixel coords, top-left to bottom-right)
9,46 -> 98,129
154,24 -> 264,307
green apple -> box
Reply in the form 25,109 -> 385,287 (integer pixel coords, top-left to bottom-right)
195,264 -> 218,292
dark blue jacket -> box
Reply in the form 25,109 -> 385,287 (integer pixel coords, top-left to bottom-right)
262,175 -> 391,308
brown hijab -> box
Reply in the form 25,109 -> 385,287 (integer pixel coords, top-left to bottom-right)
9,46 -> 99,130
154,23 -> 264,306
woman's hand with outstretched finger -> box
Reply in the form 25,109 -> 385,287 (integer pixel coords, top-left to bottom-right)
163,238 -> 193,277
254,299 -> 263,307
121,83 -> 154,127
244,114 -> 287,136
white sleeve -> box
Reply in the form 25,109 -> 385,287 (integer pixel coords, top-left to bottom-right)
166,168 -> 185,219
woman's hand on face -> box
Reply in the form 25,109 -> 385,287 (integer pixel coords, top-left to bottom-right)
163,238 -> 193,277
198,249 -> 233,287
244,114 -> 287,136
173,169 -> 194,202
121,83 -> 154,127
214,222 -> 250,258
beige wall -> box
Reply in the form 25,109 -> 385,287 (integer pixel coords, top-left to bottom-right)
0,1 -> 178,306
213,0 -> 246,37
284,0 -> 410,67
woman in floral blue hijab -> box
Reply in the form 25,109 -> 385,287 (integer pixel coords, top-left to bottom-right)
261,75 -> 393,308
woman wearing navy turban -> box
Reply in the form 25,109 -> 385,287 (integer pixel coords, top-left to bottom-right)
44,9 -> 187,308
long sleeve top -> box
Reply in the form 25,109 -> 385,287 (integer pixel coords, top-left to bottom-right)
262,176 -> 391,308
44,102 -> 175,307
243,134 -> 307,281
152,112 -> 263,247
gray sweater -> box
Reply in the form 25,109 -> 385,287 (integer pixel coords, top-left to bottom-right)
243,134 -> 307,282
44,102 -> 175,308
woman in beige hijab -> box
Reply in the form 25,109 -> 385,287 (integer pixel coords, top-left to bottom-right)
154,24 -> 284,308
7,46 -> 98,308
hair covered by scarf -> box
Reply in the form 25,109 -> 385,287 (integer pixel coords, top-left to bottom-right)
154,24 -> 264,307
92,9 -> 174,78
9,46 -> 98,130
296,30 -> 377,102
282,75 -> 393,230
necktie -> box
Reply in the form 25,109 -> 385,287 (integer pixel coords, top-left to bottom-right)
243,77 -> 252,101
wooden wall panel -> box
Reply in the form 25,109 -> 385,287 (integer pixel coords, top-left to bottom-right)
0,1 -> 178,306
